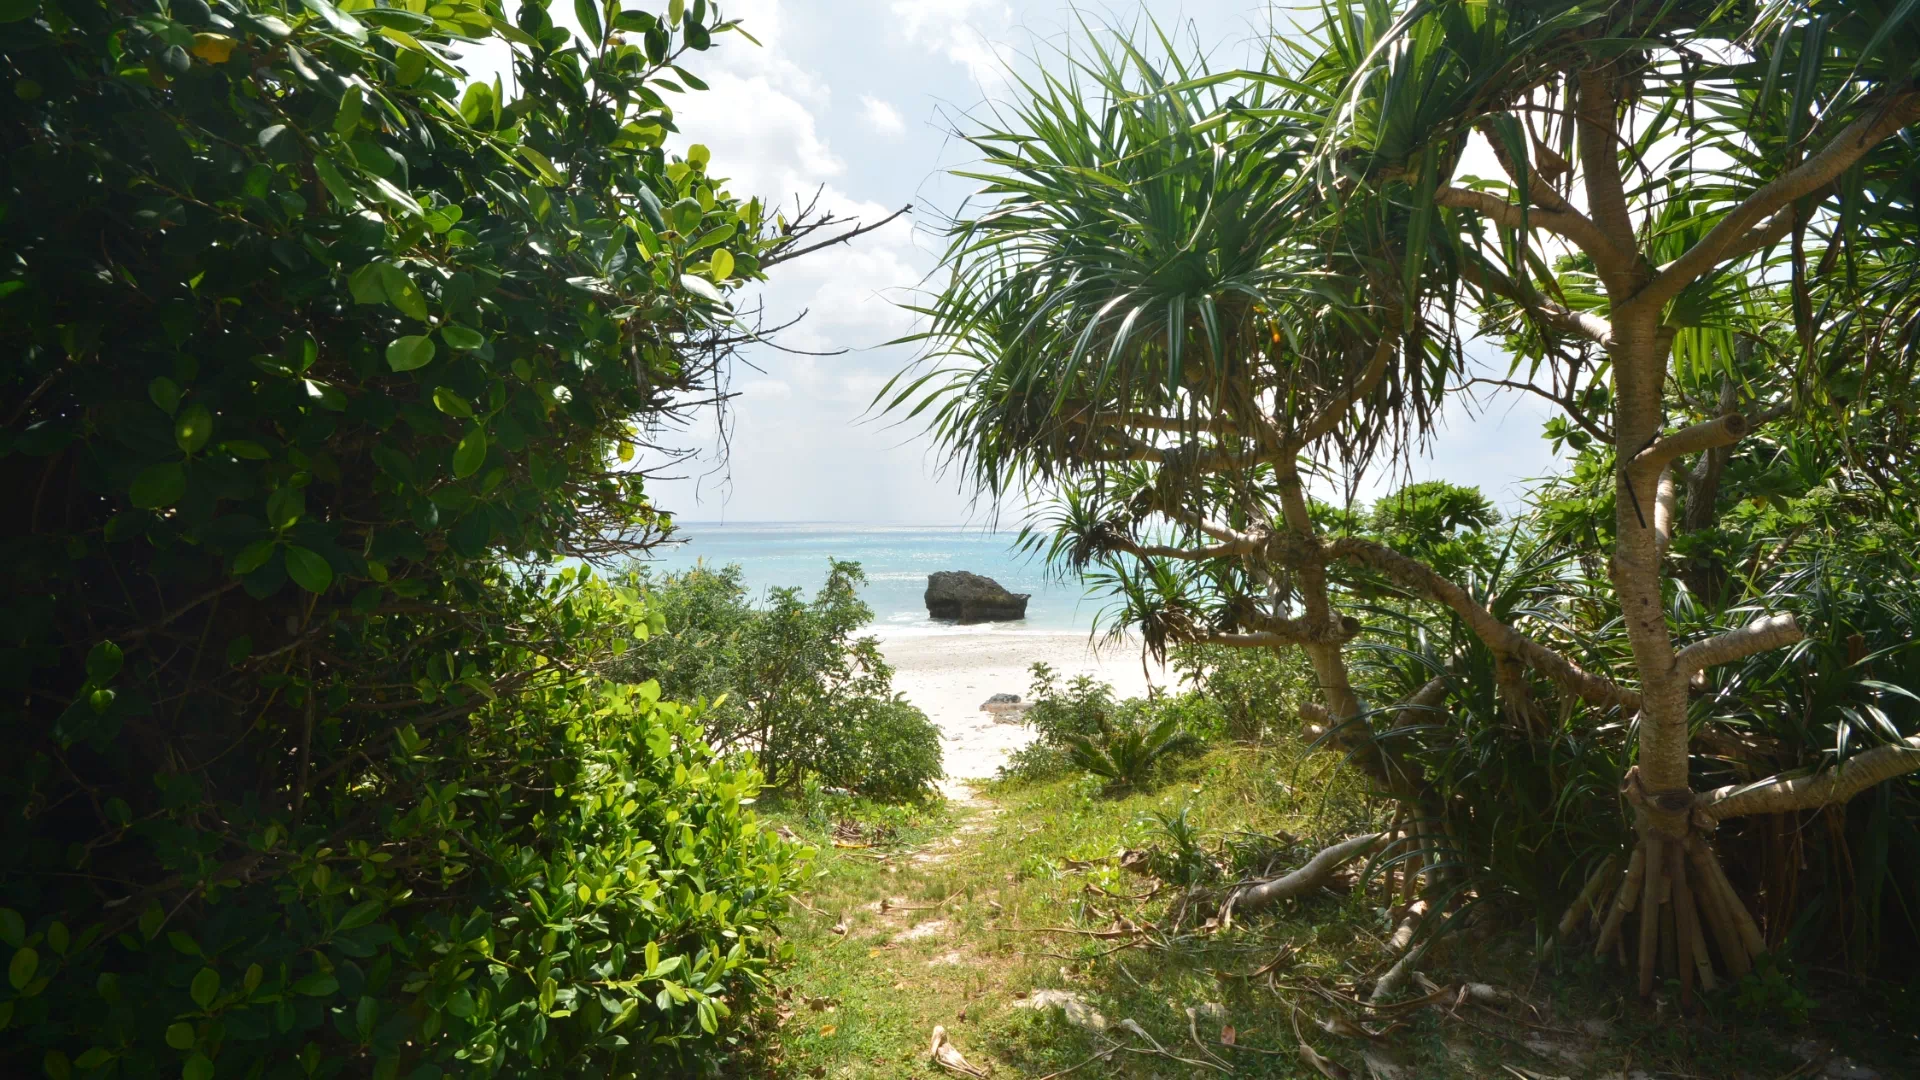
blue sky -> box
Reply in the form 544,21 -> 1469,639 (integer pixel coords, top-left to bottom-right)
480,2 -> 1564,523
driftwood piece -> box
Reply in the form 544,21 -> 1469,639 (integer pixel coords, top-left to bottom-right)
1222,833 -> 1385,922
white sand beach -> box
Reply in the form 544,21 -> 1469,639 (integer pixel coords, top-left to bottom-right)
875,629 -> 1171,788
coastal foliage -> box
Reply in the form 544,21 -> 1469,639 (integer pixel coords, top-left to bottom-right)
1003,663 -> 1219,787
894,1 -> 1920,1004
0,0 -> 820,1074
621,562 -> 945,802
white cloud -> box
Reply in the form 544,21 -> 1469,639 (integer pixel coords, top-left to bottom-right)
889,0 -> 1020,94
860,94 -> 906,136
672,71 -> 844,199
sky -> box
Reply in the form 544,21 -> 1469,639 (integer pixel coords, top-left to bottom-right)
472,2 -> 1563,525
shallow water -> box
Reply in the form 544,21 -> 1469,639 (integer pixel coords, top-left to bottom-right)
633,521 -> 1110,634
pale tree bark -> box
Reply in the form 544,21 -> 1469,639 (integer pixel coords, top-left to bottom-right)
1474,61 -> 1920,996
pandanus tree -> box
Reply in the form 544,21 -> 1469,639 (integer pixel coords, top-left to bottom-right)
1315,0 -> 1920,994
887,31 -> 1497,907
894,0 -> 1920,1001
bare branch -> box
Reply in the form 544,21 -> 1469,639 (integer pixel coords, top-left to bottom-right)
1459,259 -> 1615,347
1636,90 -> 1920,310
1674,613 -> 1803,676
1435,185 -> 1625,272
1392,675 -> 1451,728
1574,65 -> 1639,275
1327,537 -> 1641,711
1291,333 -> 1394,448
1653,465 -> 1676,560
1631,413 -> 1749,474
1464,377 -> 1612,443
762,204 -> 912,268
1702,736 -> 1920,822
1223,833 -> 1384,917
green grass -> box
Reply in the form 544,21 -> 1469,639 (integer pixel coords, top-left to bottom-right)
731,749 -> 1911,1079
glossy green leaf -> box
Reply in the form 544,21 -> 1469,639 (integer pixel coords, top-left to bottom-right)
335,85 -> 365,136
174,404 -> 213,454
572,0 -> 600,43
190,967 -> 219,1009
432,388 -> 473,417
9,946 -> 36,990
376,265 -> 429,320
266,487 -> 304,530
292,973 -> 338,998
337,899 -> 382,931
299,0 -> 366,40
284,545 -> 333,594
85,641 -> 123,684
129,463 -> 186,509
232,541 -> 276,575
440,323 -> 485,350
149,377 -> 182,415
452,426 -> 487,478
386,335 -> 436,372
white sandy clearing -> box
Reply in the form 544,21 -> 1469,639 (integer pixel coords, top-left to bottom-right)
875,629 -> 1169,790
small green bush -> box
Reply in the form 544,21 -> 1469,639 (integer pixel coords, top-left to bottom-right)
1004,663 -> 1203,789
3,569 -> 809,1078
0,0 -> 814,1073
1169,644 -> 1313,741
619,561 -> 944,801
826,696 -> 947,803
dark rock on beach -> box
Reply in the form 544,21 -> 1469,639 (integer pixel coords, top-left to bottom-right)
925,571 -> 1029,623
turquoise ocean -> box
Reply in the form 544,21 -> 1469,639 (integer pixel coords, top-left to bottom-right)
632,522 -> 1105,635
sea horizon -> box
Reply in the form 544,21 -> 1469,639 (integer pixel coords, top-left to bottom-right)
631,520 -> 1113,636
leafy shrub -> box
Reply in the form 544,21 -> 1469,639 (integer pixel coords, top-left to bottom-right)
826,696 -> 947,803
4,568 -> 808,1078
1064,712 -> 1200,790
1004,662 -> 1206,788
0,0 -> 814,1074
1020,662 -> 1121,746
619,561 -> 944,801
1169,644 -> 1313,741
1140,808 -> 1219,887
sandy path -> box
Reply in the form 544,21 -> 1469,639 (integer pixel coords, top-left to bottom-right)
875,629 -> 1169,789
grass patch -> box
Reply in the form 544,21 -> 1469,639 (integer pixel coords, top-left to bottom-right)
733,751 -> 1912,1079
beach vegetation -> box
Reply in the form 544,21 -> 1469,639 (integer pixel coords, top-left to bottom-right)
1062,710 -> 1200,791
0,0 -> 898,1073
620,561 -> 945,802
889,0 -> 1920,1018
742,737 -> 1910,1079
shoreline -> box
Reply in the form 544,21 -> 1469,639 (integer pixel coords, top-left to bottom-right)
875,628 -> 1169,790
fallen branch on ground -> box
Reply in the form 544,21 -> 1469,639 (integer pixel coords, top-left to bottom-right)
1221,833 -> 1384,925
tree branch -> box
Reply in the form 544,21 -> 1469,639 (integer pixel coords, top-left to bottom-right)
1223,833 -> 1384,917
1464,377 -> 1612,443
1674,613 -> 1803,676
1636,90 -> 1920,310
1435,185 -> 1624,271
1630,413 -> 1749,474
1702,736 -> 1920,822
1653,465 -> 1676,560
1291,333 -> 1395,448
1326,537 -> 1640,711
1574,65 -> 1639,276
761,204 -> 912,268
1459,259 -> 1614,347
